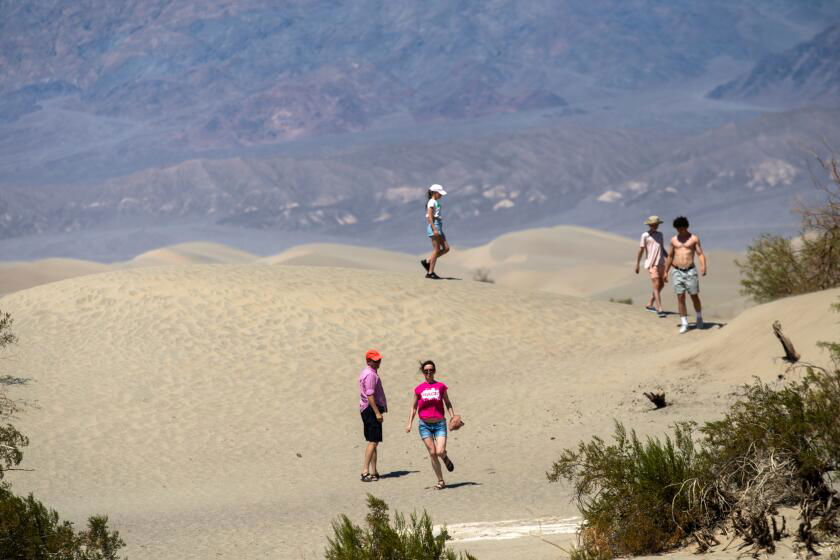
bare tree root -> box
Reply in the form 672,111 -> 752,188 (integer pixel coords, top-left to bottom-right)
643,391 -> 667,409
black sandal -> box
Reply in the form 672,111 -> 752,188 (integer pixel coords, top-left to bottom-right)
370,473 -> 380,481
360,473 -> 372,482
442,455 -> 455,472
421,259 -> 430,272
434,480 -> 446,490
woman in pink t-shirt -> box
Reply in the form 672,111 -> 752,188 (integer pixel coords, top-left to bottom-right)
405,359 -> 457,490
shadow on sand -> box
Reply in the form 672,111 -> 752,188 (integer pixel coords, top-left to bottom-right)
379,470 -> 419,479
696,321 -> 726,330
437,481 -> 481,490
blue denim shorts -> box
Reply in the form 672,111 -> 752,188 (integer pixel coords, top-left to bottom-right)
426,220 -> 445,238
418,418 -> 448,439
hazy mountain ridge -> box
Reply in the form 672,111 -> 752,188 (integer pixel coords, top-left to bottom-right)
3,1 -> 840,255
3,108 -> 837,250
709,23 -> 840,106
2,0 -> 836,151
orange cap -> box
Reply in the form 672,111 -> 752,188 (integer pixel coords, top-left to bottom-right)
365,349 -> 382,361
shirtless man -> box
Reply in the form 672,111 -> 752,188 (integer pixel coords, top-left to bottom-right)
664,216 -> 707,334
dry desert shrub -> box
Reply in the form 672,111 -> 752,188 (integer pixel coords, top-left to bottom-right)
325,494 -> 477,560
472,268 -> 495,283
549,304 -> 840,557
738,153 -> 840,303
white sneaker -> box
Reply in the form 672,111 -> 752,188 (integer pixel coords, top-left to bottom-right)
679,323 -> 689,334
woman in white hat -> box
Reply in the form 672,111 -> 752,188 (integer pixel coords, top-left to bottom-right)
635,215 -> 668,317
421,184 -> 450,280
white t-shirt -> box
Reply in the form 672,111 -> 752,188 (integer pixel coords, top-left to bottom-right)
427,198 -> 442,220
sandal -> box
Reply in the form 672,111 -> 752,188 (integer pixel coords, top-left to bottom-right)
434,480 -> 446,490
370,473 -> 380,481
442,455 -> 455,472
360,473 -> 372,482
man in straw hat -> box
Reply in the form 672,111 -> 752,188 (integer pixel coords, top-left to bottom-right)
635,215 -> 668,317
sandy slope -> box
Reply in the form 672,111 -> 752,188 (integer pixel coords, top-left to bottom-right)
1,227 -> 745,318
260,225 -> 747,319
127,242 -> 259,266
1,264 -> 837,559
0,258 -> 111,296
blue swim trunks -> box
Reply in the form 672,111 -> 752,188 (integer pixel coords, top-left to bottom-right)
426,220 -> 445,238
418,418 -> 448,439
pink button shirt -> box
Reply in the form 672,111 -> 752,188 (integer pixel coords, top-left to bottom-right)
359,366 -> 387,412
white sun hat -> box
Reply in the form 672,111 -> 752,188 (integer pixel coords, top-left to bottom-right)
429,184 -> 447,196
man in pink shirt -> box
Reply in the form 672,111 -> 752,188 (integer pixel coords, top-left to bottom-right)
359,349 -> 387,482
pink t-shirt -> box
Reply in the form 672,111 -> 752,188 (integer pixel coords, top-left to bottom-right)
640,231 -> 666,269
414,381 -> 448,421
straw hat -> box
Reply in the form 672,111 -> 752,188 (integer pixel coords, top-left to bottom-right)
644,215 -> 664,226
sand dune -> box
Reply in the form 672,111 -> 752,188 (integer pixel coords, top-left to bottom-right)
127,241 -> 259,266
1,264 -> 836,559
0,242 -> 258,295
265,226 -> 747,319
0,258 -> 111,296
1,227 -> 746,319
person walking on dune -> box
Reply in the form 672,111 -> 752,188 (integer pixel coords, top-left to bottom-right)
406,360 -> 458,490
664,216 -> 707,334
635,215 -> 668,318
359,349 -> 387,482
421,184 -> 450,280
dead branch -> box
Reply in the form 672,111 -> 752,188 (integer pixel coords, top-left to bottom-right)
772,321 -> 800,363
643,391 -> 667,409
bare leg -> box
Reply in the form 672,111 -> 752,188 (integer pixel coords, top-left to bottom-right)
422,437 -> 444,484
362,442 -> 378,475
435,436 -> 449,470
438,239 -> 450,257
652,277 -> 664,312
677,293 -> 688,317
428,237 -> 442,274
690,294 -> 702,313
647,276 -> 657,308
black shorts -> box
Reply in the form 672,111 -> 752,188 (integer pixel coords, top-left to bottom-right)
361,405 -> 383,443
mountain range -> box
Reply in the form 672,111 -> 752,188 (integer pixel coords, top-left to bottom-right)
2,1 -> 840,257
709,23 -> 840,106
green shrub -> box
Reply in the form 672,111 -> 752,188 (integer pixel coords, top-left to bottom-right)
547,422 -> 712,557
736,235 -> 804,303
608,297 -> 633,305
0,311 -> 125,558
0,483 -> 125,560
550,312 -> 840,557
325,494 -> 476,560
738,153 -> 840,302
0,311 -> 28,479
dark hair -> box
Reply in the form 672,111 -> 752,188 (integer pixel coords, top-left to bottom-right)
419,360 -> 436,373
673,216 -> 689,229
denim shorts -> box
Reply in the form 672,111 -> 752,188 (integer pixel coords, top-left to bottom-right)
418,418 -> 448,439
426,220 -> 445,238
